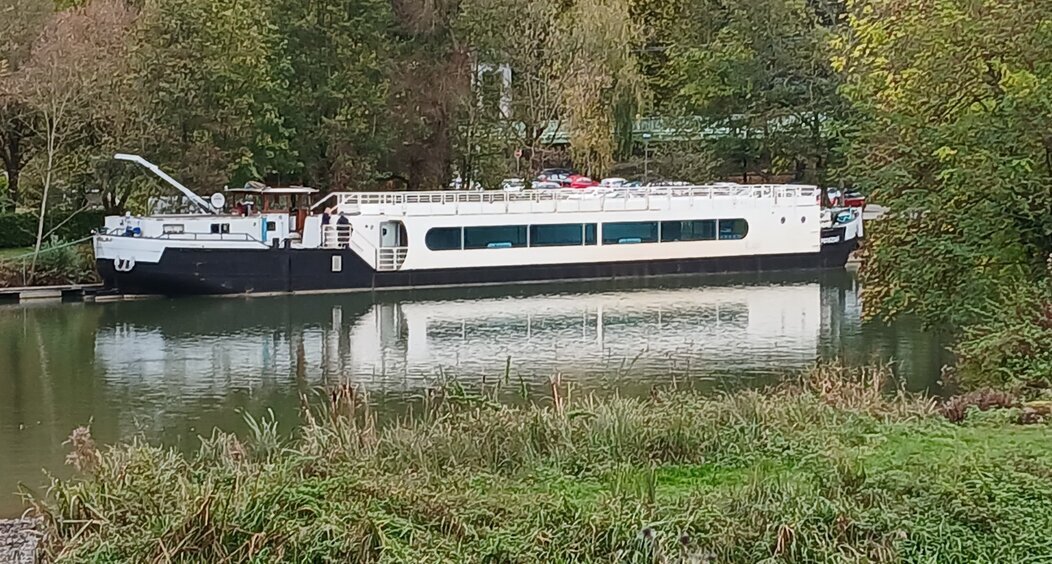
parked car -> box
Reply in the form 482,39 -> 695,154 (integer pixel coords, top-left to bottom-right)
501,178 -> 525,192
532,181 -> 562,189
449,175 -> 482,191
843,191 -> 867,210
569,175 -> 599,189
599,177 -> 627,187
536,168 -> 574,187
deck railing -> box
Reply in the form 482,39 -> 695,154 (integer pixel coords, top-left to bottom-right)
312,184 -> 816,217
322,224 -> 353,248
377,247 -> 408,271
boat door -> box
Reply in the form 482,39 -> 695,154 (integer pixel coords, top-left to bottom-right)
380,221 -> 406,247
378,221 -> 408,271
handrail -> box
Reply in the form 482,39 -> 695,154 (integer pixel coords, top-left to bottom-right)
323,184 -> 816,210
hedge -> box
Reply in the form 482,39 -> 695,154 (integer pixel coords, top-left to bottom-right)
0,211 -> 107,249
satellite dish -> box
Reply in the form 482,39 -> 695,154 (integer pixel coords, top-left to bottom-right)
210,192 -> 226,210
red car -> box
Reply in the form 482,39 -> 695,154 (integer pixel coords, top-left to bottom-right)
568,175 -> 599,189
843,191 -> 866,210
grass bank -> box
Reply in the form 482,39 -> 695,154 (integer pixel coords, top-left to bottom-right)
0,241 -> 96,287
26,365 -> 1052,562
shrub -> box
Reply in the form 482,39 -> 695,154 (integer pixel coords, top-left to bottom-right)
953,282 -> 1052,392
0,239 -> 98,286
0,211 -> 106,249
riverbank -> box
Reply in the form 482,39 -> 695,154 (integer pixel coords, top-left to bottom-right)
21,364 -> 1052,562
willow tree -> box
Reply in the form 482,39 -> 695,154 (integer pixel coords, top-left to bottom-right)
838,0 -> 1052,384
555,0 -> 646,177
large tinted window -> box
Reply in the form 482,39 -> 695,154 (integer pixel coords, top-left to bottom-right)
602,222 -> 659,245
425,227 -> 462,250
718,219 -> 749,240
585,224 -> 597,245
530,224 -> 584,247
660,220 -> 716,242
464,225 -> 528,249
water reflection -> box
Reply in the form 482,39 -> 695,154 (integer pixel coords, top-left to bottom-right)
0,270 -> 949,516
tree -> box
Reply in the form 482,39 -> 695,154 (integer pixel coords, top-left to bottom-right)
0,0 -> 52,212
662,0 -> 848,184
131,0 -> 294,190
18,0 -> 134,269
555,0 -> 646,176
837,0 -> 1052,384
456,0 -> 568,180
273,0 -> 395,191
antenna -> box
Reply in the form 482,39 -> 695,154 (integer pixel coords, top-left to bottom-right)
114,153 -> 215,214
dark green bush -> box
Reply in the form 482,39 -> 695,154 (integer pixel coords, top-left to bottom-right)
0,211 -> 107,249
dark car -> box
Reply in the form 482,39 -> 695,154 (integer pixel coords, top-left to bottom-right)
536,168 -> 575,187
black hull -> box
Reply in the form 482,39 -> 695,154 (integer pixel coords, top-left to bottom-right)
97,240 -> 858,296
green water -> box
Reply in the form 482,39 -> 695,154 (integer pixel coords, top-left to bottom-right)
0,270 -> 949,516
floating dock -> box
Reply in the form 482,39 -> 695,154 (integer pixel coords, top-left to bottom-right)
0,283 -> 105,304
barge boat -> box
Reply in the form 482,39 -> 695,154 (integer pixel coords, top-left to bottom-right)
93,155 -> 863,296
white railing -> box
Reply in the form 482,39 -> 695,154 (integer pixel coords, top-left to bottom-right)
377,247 -> 408,271
313,184 -> 816,217
322,224 -> 353,248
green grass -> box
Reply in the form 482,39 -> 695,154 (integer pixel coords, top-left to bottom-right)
26,364 -> 1052,563
0,246 -> 32,262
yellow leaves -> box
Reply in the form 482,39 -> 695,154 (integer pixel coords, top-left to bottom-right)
932,146 -> 957,161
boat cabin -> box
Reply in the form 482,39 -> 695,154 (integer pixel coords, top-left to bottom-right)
225,185 -> 318,231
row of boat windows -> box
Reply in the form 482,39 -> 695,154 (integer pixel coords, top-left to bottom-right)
424,220 -> 749,251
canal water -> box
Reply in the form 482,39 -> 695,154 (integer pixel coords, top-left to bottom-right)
0,270 -> 949,516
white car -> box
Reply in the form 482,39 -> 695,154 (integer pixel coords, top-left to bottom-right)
501,178 -> 526,192
599,177 -> 627,187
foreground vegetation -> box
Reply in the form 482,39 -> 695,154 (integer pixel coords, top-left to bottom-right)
27,365 -> 1052,562
0,240 -> 96,287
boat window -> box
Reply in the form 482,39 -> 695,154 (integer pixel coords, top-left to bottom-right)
464,225 -> 527,249
162,224 -> 184,235
425,227 -> 463,251
266,221 -> 276,232
718,219 -> 749,240
660,220 -> 716,242
530,224 -> 585,247
210,223 -> 230,234
585,223 -> 597,245
602,222 -> 659,245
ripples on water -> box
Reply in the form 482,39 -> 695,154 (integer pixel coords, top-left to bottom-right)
0,270 -> 948,515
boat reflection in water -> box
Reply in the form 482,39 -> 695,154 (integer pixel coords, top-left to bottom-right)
93,275 -> 834,405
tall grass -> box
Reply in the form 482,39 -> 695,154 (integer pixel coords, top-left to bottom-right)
25,364 -> 1052,562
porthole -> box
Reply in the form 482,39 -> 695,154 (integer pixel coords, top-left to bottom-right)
780,217 -> 786,224
801,216 -> 807,224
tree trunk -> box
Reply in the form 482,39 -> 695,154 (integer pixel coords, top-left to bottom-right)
2,133 -> 23,213
31,118 -> 56,275
5,169 -> 18,213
